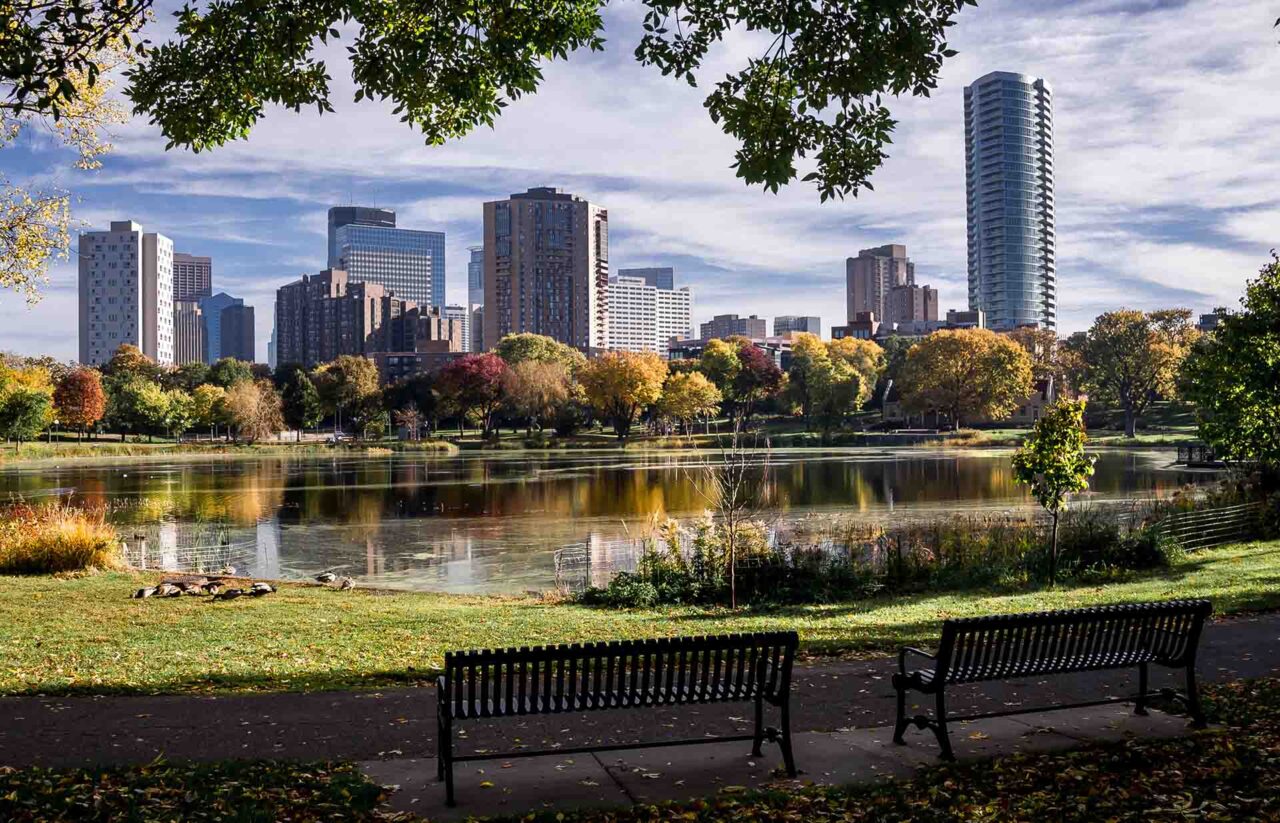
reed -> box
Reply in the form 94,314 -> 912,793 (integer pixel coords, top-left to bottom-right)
0,503 -> 121,575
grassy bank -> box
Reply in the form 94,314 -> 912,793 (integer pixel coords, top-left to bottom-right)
1,539 -> 1277,696
2,677 -> 1275,822
0,438 -> 458,466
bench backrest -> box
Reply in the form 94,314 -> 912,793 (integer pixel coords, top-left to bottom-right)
936,600 -> 1211,685
441,632 -> 798,719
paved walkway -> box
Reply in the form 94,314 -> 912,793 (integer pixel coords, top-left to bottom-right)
2,612 -> 1277,770
363,704 -> 1196,820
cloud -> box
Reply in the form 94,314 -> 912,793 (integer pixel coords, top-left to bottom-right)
1,0 -> 1277,357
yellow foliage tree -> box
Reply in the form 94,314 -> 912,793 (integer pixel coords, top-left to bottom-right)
899,328 -> 1034,429
658,371 -> 722,436
578,351 -> 667,441
2,20 -> 136,302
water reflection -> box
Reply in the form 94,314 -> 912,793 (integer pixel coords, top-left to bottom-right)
0,449 -> 1216,594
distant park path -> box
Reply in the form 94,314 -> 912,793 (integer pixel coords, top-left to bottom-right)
3,612 -> 1278,769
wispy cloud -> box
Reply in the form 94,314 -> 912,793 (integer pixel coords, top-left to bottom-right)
1,0 -> 1277,360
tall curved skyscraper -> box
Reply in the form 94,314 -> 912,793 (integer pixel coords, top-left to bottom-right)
964,71 -> 1056,331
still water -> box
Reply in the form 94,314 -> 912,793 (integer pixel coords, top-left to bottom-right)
0,449 -> 1215,593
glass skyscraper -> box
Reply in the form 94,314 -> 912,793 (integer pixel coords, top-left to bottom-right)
328,206 -> 446,309
964,71 -> 1056,331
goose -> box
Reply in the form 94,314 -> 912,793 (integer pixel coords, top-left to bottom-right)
337,577 -> 355,590
220,565 -> 237,576
202,581 -> 223,595
212,588 -> 243,601
132,587 -> 157,599
315,572 -> 337,584
155,583 -> 180,597
249,582 -> 275,596
181,583 -> 203,596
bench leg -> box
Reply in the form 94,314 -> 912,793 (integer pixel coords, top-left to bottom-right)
892,678 -> 908,744
933,690 -> 954,761
751,695 -> 765,757
440,716 -> 456,807
1186,663 -> 1207,729
1134,662 -> 1149,716
779,697 -> 797,777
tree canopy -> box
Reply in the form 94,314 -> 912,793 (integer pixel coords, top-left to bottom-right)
579,350 -> 667,440
1180,255 -> 1280,471
112,0 -> 974,201
898,328 -> 1033,428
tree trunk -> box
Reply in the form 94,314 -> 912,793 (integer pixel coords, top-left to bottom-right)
1049,510 -> 1060,588
1124,406 -> 1137,438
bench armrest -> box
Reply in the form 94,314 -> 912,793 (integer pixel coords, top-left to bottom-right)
898,646 -> 936,672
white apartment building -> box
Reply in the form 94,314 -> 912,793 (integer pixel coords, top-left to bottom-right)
606,275 -> 692,358
78,220 -> 175,367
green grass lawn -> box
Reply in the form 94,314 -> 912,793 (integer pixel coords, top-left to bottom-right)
2,539 -> 1277,697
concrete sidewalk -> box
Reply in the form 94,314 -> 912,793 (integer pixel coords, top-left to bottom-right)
361,704 -> 1197,820
1,612 -> 1276,770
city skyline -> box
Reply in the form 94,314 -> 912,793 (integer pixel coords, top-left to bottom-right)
2,0 -> 1277,361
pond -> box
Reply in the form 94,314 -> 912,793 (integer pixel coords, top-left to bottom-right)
0,448 -> 1217,594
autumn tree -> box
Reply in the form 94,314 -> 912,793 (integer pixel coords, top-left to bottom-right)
164,388 -> 196,437
278,366 -> 323,441
101,344 -> 161,383
1180,255 -> 1280,471
658,371 -> 722,436
191,383 -> 228,435
827,336 -> 885,407
784,333 -> 831,423
170,361 -> 211,392
105,375 -> 169,440
1005,327 -> 1062,385
1077,309 -> 1197,437
1012,399 -> 1096,585
494,333 -> 585,372
224,380 -> 285,443
208,357 -> 254,388
579,351 -> 668,441
314,355 -> 382,436
899,329 -> 1034,429
1,2 -> 139,301
0,364 -> 54,444
437,353 -> 510,438
53,367 -> 106,439
504,360 -> 572,433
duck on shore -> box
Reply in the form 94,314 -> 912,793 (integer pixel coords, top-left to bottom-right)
131,587 -> 157,599
249,582 -> 275,596
212,588 -> 243,601
315,572 -> 336,584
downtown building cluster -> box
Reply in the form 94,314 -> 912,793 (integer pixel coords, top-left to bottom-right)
78,221 -> 253,368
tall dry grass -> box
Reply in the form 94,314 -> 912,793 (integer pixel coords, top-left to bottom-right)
0,503 -> 121,575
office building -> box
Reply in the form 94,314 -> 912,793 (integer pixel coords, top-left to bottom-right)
443,304 -> 471,353
467,246 -> 484,307
172,253 -> 212,301
267,318 -> 277,370
887,283 -> 939,325
773,315 -> 821,337
199,292 -> 243,363
699,313 -> 767,341
78,220 -> 174,366
605,275 -> 693,358
328,205 -> 445,308
221,303 -> 256,362
274,268 -> 444,368
618,266 -> 674,290
846,245 -> 913,323
174,300 -> 205,365
946,309 -> 986,329
482,187 -> 609,352
832,312 -> 880,341
965,71 -> 1056,330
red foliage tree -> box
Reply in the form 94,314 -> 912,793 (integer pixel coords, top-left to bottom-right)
54,368 -> 106,439
437,353 -> 510,438
733,340 -> 783,420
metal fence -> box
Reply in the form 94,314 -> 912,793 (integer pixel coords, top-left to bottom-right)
1155,501 -> 1263,551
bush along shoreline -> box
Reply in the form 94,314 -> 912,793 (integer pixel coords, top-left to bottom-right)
0,502 -> 121,575
578,491 -> 1277,609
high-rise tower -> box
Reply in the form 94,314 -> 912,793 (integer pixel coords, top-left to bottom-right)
964,71 -> 1056,330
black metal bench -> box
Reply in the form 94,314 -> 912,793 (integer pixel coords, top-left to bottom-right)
436,631 -> 798,806
893,599 -> 1212,759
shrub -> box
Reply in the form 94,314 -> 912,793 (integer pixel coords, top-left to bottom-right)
0,503 -> 121,574
579,573 -> 659,608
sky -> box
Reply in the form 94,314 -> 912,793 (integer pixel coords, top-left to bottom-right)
1,0 -> 1278,362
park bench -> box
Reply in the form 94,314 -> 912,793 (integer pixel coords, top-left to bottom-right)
436,631 -> 799,806
893,599 -> 1212,759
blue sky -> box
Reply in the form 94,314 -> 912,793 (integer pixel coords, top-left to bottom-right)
1,0 -> 1277,361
